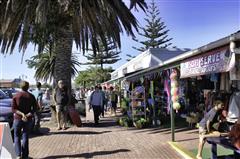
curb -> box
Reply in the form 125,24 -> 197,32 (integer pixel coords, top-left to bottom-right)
168,142 -> 195,159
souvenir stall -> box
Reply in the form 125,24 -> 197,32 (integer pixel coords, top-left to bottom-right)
124,66 -> 174,127
176,44 -> 240,131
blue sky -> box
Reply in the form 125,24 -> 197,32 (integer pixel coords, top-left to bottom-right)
0,0 -> 239,84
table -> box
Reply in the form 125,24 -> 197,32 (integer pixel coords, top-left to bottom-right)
207,136 -> 240,159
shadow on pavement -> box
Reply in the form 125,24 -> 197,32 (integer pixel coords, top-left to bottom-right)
83,121 -> 118,128
41,149 -> 130,159
176,137 -> 199,142
153,127 -> 191,134
29,127 -> 50,138
49,130 -> 112,135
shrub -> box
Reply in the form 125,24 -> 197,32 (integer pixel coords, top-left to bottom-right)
117,116 -> 133,127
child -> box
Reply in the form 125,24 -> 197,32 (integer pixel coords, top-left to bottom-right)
196,100 -> 224,159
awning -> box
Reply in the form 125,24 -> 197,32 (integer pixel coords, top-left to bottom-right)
180,46 -> 235,78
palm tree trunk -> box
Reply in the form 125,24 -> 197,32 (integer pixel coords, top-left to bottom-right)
51,27 -> 73,124
54,27 -> 73,89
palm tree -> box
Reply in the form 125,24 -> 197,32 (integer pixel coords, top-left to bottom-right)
26,44 -> 80,83
0,0 -> 147,87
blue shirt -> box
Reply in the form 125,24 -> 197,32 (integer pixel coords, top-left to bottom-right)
32,89 -> 43,103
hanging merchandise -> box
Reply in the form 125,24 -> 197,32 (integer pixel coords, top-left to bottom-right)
220,72 -> 231,92
140,77 -> 144,84
164,74 -> 171,114
170,69 -> 181,112
230,54 -> 240,80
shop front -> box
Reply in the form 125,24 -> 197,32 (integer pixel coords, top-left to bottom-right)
124,63 -> 178,128
119,32 -> 240,141
179,43 -> 240,127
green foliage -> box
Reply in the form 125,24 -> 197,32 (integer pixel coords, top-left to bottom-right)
118,116 -> 133,127
134,117 -> 150,129
120,97 -> 130,114
26,45 -> 80,82
83,39 -> 121,69
75,66 -> 113,87
132,0 -> 172,53
0,0 -> 147,54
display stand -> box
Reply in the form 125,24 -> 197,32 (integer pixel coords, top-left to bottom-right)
130,86 -> 146,121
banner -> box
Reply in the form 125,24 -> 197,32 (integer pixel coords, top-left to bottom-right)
180,46 -> 235,78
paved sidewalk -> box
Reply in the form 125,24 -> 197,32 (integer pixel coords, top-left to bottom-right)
29,115 -> 183,159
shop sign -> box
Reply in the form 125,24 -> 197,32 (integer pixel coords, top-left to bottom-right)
180,47 -> 234,78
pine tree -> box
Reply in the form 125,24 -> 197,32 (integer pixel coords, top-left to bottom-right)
131,0 -> 172,53
84,40 -> 121,69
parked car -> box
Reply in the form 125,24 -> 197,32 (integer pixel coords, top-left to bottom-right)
1,88 -> 19,98
0,89 -> 13,137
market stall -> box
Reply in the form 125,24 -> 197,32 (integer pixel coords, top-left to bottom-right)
122,31 -> 240,140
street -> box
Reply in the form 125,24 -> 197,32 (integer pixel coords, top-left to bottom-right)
29,114 -> 183,159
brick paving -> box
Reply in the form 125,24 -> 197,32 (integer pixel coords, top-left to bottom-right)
29,114 -> 183,159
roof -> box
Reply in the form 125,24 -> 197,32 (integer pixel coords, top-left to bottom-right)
110,47 -> 189,81
149,48 -> 190,66
126,30 -> 240,81
150,48 -> 191,61
0,79 -> 14,83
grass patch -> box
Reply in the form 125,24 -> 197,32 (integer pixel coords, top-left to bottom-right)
190,145 -> 234,159
169,142 -> 195,159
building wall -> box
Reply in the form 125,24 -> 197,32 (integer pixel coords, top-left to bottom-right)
0,82 -> 13,88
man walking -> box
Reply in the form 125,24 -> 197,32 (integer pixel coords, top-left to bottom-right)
32,82 -> 43,133
12,81 -> 37,159
89,86 -> 103,125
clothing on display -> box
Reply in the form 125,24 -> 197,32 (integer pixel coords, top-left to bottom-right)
196,77 -> 214,90
227,92 -> 240,123
164,79 -> 171,113
230,54 -> 240,80
220,72 -> 231,92
210,73 -> 219,82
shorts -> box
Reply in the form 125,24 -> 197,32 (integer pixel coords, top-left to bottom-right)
199,126 -> 207,135
56,104 -> 67,112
